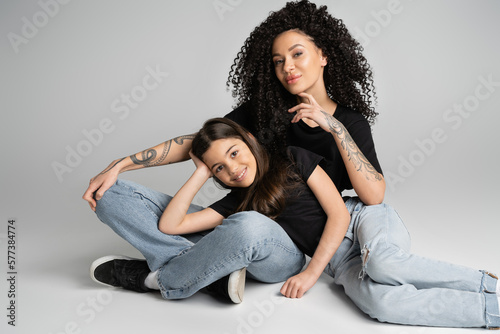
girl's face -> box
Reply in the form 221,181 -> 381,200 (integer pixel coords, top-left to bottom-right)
271,30 -> 327,96
202,137 -> 257,188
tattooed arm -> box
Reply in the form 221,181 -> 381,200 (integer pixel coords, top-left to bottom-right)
319,112 -> 385,204
289,93 -> 385,205
82,134 -> 195,211
127,135 -> 195,168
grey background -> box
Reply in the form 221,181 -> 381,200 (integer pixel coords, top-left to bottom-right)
1,0 -> 499,333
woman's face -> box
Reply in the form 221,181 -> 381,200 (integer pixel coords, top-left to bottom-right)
271,30 -> 327,96
202,137 -> 257,188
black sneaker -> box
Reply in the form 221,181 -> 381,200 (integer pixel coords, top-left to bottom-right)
90,255 -> 151,293
206,268 -> 246,304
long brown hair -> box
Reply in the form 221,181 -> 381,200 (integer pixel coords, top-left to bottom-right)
192,118 -> 299,219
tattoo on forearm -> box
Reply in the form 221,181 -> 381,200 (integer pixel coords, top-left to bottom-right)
99,157 -> 126,175
130,140 -> 172,167
129,135 -> 194,168
321,111 -> 382,182
130,148 -> 157,166
173,134 -> 195,145
154,140 -> 172,166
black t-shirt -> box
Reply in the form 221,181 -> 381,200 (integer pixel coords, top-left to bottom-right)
209,146 -> 331,257
224,102 -> 383,194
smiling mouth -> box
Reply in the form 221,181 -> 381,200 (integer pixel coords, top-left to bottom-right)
233,168 -> 247,182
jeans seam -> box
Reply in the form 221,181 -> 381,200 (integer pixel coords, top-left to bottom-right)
199,237 -> 302,286
161,237 -> 302,294
117,180 -> 163,220
135,191 -> 162,219
118,182 -> 188,245
359,204 -> 396,280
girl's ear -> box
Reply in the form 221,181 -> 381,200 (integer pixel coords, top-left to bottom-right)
319,50 -> 327,67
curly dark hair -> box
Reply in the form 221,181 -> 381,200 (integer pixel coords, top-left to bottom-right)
226,0 -> 378,156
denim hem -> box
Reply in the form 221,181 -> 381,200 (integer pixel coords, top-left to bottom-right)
156,265 -> 173,299
481,271 -> 500,329
484,292 -> 500,329
481,270 -> 498,293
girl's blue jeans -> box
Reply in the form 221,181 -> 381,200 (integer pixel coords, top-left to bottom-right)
95,179 -> 500,329
95,179 -> 306,299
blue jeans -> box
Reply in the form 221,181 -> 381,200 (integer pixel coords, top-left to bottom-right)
326,197 -> 500,329
95,179 -> 305,299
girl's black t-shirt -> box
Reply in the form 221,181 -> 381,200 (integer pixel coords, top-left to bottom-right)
224,102 -> 383,194
219,102 -> 382,256
209,146 -> 330,257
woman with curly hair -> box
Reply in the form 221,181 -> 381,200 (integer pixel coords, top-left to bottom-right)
225,0 -> 383,205
83,1 -> 385,305
226,0 -> 378,146
226,9 -> 385,204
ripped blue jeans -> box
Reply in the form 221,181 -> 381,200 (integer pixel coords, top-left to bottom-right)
325,197 -> 500,329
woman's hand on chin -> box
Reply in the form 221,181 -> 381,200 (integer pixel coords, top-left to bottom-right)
288,92 -> 336,133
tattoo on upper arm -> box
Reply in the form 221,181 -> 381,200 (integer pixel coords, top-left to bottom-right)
321,111 -> 382,182
99,157 -> 126,175
130,140 -> 172,167
173,135 -> 195,145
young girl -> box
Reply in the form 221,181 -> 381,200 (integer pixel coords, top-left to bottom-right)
161,117 -> 498,329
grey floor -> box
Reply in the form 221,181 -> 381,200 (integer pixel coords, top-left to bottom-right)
2,193 -> 499,334
2,1 -> 500,333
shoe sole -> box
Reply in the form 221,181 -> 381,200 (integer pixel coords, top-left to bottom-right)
227,267 -> 246,304
90,255 -> 136,288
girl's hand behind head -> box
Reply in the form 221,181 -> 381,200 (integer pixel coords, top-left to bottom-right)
189,151 -> 213,179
